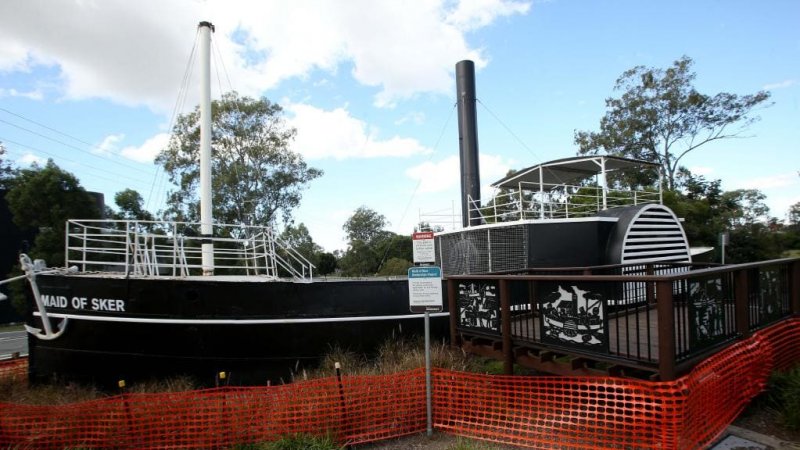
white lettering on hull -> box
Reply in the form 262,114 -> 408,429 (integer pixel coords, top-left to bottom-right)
39,294 -> 126,312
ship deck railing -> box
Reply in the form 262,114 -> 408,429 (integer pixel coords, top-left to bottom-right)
64,219 -> 315,281
446,258 -> 800,380
468,182 -> 661,223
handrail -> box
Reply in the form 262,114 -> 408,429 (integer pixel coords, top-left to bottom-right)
447,258 -> 800,380
471,182 -> 661,223
64,219 -> 316,281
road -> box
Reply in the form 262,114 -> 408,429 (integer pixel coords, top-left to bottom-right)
0,331 -> 27,356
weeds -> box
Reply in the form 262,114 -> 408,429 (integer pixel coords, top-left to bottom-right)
0,374 -> 197,405
447,437 -> 504,449
228,434 -> 341,449
768,365 -> 800,430
309,335 -> 490,378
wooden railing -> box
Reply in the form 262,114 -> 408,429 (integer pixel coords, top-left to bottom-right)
446,258 -> 800,380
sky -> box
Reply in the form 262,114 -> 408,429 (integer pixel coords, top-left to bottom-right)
0,0 -> 798,252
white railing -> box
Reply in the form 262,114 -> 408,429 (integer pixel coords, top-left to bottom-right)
470,182 -> 661,224
64,220 -> 315,281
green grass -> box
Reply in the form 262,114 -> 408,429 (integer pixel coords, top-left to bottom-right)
768,365 -> 800,430
0,323 -> 24,332
228,434 -> 341,450
447,437 -> 505,449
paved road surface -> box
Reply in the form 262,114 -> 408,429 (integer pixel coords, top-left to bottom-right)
0,331 -> 27,356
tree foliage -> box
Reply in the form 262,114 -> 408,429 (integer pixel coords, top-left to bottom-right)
0,143 -> 13,188
278,223 -> 338,276
343,206 -> 389,244
575,56 -> 772,189
4,160 -> 100,266
156,92 -> 322,227
113,188 -> 154,221
664,171 -> 782,263
339,206 -> 412,276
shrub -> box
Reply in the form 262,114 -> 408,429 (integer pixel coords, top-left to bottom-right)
768,365 -> 800,430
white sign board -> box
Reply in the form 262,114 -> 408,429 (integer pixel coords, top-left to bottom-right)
412,232 -> 436,264
408,266 -> 443,313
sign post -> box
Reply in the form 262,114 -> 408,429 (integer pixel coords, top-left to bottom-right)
720,232 -> 729,265
408,265 -> 442,437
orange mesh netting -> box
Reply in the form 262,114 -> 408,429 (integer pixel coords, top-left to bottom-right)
0,357 -> 27,383
0,368 -> 426,449
0,318 -> 798,449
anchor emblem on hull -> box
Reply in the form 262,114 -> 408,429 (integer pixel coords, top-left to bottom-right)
15,254 -> 76,341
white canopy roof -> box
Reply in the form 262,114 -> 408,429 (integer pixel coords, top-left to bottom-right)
491,155 -> 660,190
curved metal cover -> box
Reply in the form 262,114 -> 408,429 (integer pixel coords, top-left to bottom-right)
607,204 -> 692,265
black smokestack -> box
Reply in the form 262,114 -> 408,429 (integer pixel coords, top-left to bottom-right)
456,60 -> 481,228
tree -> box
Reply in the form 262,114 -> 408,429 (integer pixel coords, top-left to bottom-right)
113,188 -> 154,221
5,160 -> 100,266
316,252 -> 338,275
415,221 -> 444,233
156,92 -> 322,227
279,223 -> 323,264
664,171 -> 781,263
0,143 -> 15,191
338,239 -> 380,277
343,206 -> 388,244
339,206 -> 413,276
575,56 -> 771,190
788,202 -> 800,226
377,257 -> 412,276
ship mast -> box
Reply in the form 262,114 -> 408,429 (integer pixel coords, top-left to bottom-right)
198,21 -> 215,276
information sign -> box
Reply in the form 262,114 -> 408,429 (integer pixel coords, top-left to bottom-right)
408,266 -> 443,313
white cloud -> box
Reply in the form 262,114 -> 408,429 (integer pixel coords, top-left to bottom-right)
687,166 -> 714,176
287,103 -> 431,160
0,0 -> 530,112
447,0 -> 531,31
119,133 -> 170,163
405,153 -> 511,194
17,152 -> 46,166
763,79 -> 797,90
94,133 -> 125,155
394,112 -> 426,126
0,87 -> 43,100
738,172 -> 799,190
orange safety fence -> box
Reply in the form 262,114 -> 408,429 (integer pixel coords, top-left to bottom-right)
0,356 -> 27,382
0,317 -> 797,449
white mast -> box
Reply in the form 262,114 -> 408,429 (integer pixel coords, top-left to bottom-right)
198,21 -> 214,276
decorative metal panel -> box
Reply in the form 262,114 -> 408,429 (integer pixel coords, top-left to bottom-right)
688,276 -> 732,349
457,281 -> 499,332
538,282 -> 608,353
753,266 -> 790,327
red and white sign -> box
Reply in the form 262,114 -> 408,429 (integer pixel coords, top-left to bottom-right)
412,232 -> 436,264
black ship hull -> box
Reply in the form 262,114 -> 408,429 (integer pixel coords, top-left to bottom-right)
27,275 -> 449,385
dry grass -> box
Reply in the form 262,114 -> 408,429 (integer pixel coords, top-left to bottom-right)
0,335 -> 492,404
306,335 -> 488,379
0,376 -> 105,405
0,374 -> 198,405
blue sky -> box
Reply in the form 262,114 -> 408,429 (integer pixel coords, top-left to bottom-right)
1,0 -> 798,251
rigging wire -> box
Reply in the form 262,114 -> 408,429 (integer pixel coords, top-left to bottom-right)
145,27 -> 200,213
476,98 -> 568,186
0,117 -> 151,176
374,102 -> 457,273
210,33 -> 251,227
1,137 -> 153,190
0,107 -> 97,148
